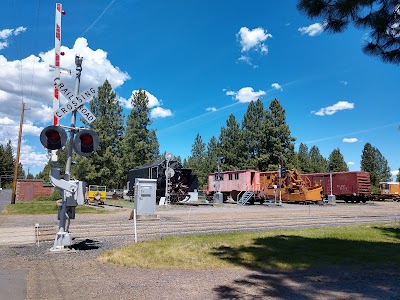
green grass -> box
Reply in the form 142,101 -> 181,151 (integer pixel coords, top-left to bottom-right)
99,223 -> 400,270
103,199 -> 134,208
1,201 -> 110,215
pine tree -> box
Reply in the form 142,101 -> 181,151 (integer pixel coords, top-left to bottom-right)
397,168 -> 400,182
309,146 -> 327,173
242,99 -> 268,170
297,143 -> 311,173
205,135 -> 220,176
328,148 -> 348,172
73,80 -> 125,188
265,98 -> 296,170
186,134 -> 208,188
297,0 -> 400,64
119,88 -> 159,184
361,143 -> 391,187
218,114 -> 245,170
0,142 -> 14,187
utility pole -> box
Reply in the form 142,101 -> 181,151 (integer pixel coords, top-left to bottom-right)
11,102 -> 26,204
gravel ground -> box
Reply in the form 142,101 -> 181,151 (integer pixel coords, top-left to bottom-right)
1,192 -> 400,300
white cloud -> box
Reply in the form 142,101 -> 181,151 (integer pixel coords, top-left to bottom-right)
0,116 -> 15,125
347,162 -> 355,165
120,90 -> 173,119
206,107 -> 217,112
238,27 -> 272,52
0,26 -> 27,50
340,80 -> 349,86
227,87 -> 266,103
343,138 -> 358,143
238,55 -> 257,67
0,42 -> 8,50
0,29 -> 14,39
150,107 -> 173,119
314,101 -> 355,116
298,23 -> 325,36
271,83 -> 282,91
391,170 -> 399,178
121,90 -> 160,109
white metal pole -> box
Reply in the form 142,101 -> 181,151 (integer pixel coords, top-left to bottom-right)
133,208 -> 137,243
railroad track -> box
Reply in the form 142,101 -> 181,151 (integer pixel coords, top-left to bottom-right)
37,213 -> 399,242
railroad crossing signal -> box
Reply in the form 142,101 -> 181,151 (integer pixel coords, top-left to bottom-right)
280,166 -> 286,178
73,130 -> 99,157
53,81 -> 97,123
40,125 -> 67,150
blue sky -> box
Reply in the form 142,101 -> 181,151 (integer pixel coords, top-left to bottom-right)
0,0 -> 399,179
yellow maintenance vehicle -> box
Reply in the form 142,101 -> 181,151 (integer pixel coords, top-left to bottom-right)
85,185 -> 107,204
260,169 -> 324,204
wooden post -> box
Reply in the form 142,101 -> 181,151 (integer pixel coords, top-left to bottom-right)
11,102 -> 25,204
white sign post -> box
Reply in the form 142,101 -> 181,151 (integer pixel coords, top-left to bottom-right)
54,81 -> 97,123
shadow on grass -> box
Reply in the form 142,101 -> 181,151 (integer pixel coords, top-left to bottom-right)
376,226 -> 400,240
212,234 -> 400,299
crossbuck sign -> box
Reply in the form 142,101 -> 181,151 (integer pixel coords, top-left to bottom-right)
54,81 -> 97,124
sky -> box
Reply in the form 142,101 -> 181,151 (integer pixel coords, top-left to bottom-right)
0,0 -> 399,179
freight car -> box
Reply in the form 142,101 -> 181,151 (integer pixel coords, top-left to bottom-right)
127,160 -> 198,203
207,169 -> 323,204
301,171 -> 371,203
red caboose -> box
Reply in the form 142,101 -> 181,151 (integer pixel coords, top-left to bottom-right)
207,170 -> 260,202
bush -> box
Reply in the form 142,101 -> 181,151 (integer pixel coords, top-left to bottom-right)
35,190 -> 62,202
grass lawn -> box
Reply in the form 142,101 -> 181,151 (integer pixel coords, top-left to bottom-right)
99,223 -> 400,270
1,201 -> 111,215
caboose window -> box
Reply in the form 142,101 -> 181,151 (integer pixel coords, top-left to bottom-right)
235,173 -> 239,180
229,174 -> 232,180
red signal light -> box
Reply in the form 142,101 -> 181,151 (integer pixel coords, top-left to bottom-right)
40,126 -> 67,150
80,134 -> 93,147
46,129 -> 61,144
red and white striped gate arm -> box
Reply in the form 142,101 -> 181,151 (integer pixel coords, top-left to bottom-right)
53,3 -> 62,125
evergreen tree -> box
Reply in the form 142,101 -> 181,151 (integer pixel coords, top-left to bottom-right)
242,99 -> 268,170
0,141 -> 16,187
119,88 -> 159,184
265,98 -> 296,170
375,147 -> 392,182
328,148 -> 348,172
297,0 -> 400,64
297,143 -> 312,173
309,146 -> 327,173
73,80 -> 125,188
218,114 -> 245,170
186,134 -> 208,188
205,135 -> 220,176
361,143 -> 391,187
397,168 -> 400,182
17,163 -> 25,179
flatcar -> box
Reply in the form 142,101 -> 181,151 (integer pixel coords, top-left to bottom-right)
301,171 -> 371,203
128,160 -> 198,203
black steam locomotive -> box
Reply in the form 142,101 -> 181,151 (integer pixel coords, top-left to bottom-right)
127,160 -> 198,203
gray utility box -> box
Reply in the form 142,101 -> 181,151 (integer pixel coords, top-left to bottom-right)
134,178 -> 157,216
